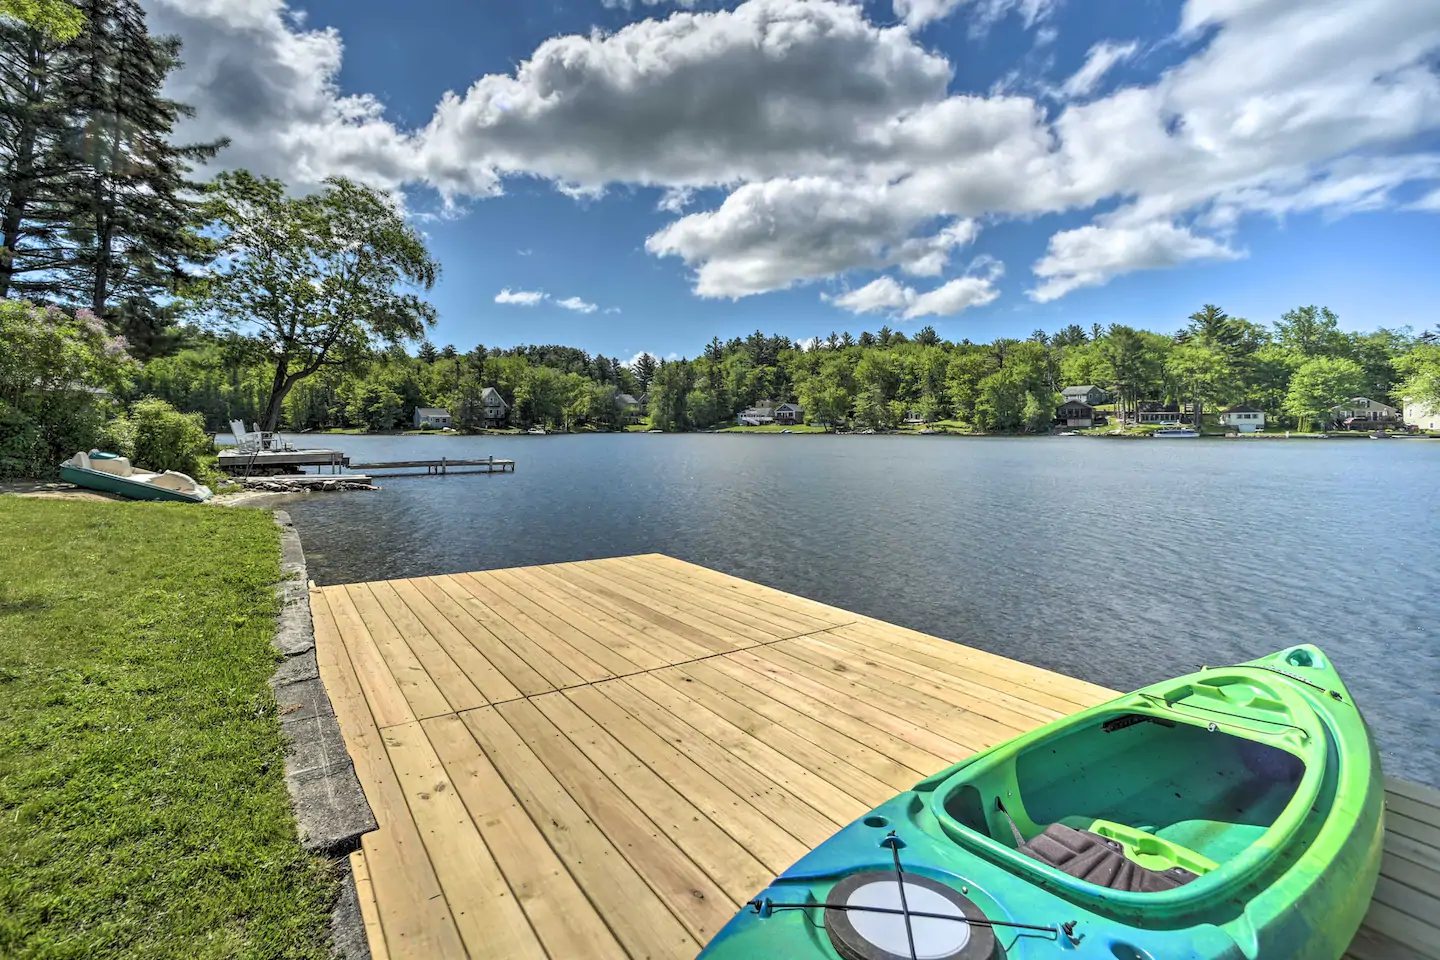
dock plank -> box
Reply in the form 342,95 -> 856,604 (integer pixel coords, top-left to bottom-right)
495,697 -> 736,945
322,586 -> 415,729
677,659 -> 923,793
565,683 -> 813,874
345,582 -> 453,721
595,677 -> 842,849
382,721 -> 547,959
551,561 -> 770,650
626,672 -> 873,821
701,653 -> 951,776
461,705 -> 699,960
498,565 -> 682,669
387,578 -> 523,705
421,714 -> 628,960
432,574 -> 581,691
407,576 -> 551,698
532,691 -> 774,902
312,590 -> 467,958
453,572 -> 612,684
522,564 -> 717,663
369,580 -> 489,713
349,849 -> 390,960
610,555 -> 827,639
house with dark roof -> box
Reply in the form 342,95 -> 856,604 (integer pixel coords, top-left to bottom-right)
413,407 -> 452,429
1218,404 -> 1266,433
1063,385 -> 1108,405
774,402 -> 804,425
480,387 -> 509,428
617,393 -> 645,423
1056,399 -> 1096,428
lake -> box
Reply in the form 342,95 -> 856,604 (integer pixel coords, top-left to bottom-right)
267,432 -> 1440,787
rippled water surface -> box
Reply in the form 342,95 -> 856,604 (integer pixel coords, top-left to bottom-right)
271,433 -> 1440,786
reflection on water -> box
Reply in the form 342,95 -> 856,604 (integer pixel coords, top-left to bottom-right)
276,433 -> 1440,786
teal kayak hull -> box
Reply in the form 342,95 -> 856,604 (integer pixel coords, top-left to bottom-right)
59,464 -> 211,503
698,646 -> 1383,960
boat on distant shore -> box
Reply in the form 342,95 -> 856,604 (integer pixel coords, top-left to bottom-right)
527,427 -> 547,435
59,451 -> 212,503
1154,427 -> 1200,438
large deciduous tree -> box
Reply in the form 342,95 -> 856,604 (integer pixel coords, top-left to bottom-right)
197,171 -> 439,431
1283,356 -> 1366,431
1396,344 -> 1440,411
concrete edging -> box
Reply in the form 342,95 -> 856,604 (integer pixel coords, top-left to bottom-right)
269,510 -> 378,959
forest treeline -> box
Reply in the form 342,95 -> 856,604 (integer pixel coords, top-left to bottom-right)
136,305 -> 1440,434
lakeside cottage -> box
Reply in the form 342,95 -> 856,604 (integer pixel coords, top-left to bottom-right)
1218,404 -> 1267,433
737,400 -> 803,426
413,407 -> 452,429
1134,404 -> 1191,425
1404,399 -> 1440,431
774,402 -> 803,425
480,387 -> 509,428
1056,400 -> 1096,428
617,393 -> 645,424
1062,385 -> 1109,406
1330,397 -> 1399,427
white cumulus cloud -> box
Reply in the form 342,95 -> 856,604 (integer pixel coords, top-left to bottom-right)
494,288 -> 547,306
829,261 -> 1002,319
556,296 -> 599,313
1029,221 -> 1242,302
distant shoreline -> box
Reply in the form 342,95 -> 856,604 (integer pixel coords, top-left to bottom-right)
257,427 -> 1437,441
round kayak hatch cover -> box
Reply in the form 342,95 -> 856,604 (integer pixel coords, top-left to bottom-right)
824,871 -> 997,960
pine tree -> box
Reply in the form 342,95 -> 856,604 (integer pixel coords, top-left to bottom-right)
0,13 -> 81,297
54,0 -> 223,318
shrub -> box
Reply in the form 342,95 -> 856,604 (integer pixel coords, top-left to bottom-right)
113,398 -> 214,476
0,300 -> 133,478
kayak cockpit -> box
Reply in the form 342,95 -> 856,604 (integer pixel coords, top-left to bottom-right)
931,670 -> 1323,909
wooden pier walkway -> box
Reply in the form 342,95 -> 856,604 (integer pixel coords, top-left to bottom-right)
311,555 -> 1439,960
348,456 -> 515,476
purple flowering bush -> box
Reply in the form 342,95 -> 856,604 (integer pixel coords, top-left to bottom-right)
0,299 -> 136,477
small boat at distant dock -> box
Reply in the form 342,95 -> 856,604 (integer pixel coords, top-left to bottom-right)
59,451 -> 212,503
1154,427 -> 1200,438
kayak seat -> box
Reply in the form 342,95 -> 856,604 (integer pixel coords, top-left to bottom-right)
1018,823 -> 1198,893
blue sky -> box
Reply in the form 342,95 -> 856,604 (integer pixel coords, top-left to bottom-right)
144,0 -> 1440,360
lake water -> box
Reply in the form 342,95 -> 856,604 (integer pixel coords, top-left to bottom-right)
266,433 -> 1440,787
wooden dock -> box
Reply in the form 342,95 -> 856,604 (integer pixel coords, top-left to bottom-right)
348,457 -> 515,476
218,448 -> 349,473
311,555 -> 1440,960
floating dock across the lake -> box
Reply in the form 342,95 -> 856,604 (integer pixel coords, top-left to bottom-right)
311,555 -> 1438,960
348,456 -> 515,476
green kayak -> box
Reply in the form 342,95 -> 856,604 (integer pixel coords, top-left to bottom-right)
699,645 -> 1383,960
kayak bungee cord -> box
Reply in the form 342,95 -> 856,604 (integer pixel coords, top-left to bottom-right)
1137,692 -> 1314,738
886,833 -> 920,960
743,831 -> 1076,955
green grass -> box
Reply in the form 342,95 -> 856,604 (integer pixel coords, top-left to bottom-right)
717,422 -> 830,433
0,500 -> 337,959
895,419 -> 972,433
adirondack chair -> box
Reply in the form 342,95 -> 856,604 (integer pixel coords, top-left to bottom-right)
229,419 -> 263,454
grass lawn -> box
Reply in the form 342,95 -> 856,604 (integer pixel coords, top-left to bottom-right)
896,419 -> 972,433
716,422 -> 830,433
0,499 -> 337,959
